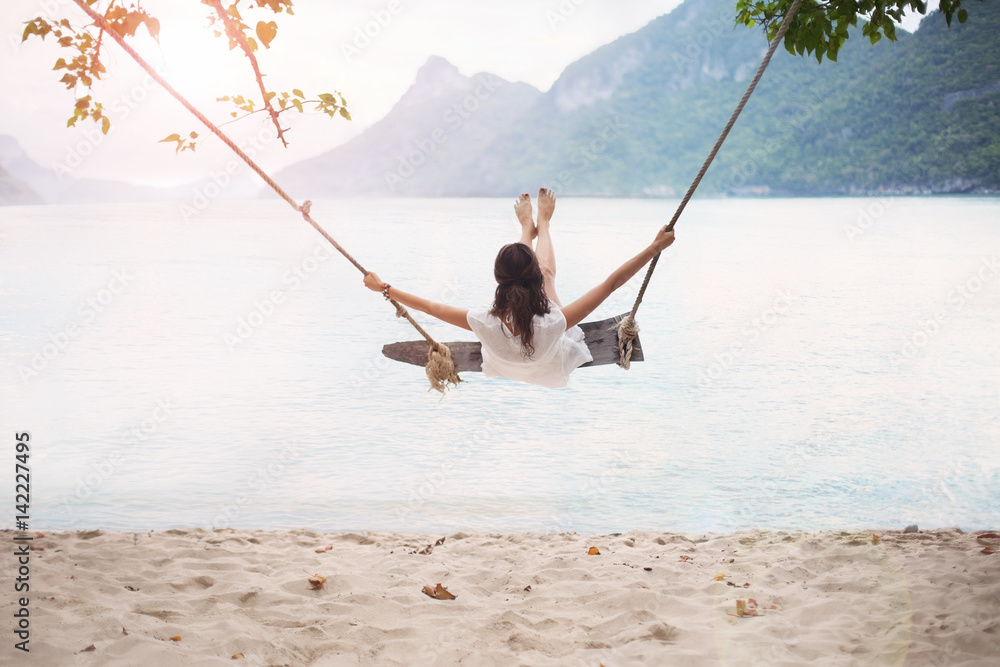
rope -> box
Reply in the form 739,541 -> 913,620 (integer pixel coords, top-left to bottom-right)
70,0 -> 460,392
616,0 -> 804,369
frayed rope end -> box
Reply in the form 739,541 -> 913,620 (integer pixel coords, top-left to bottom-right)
426,343 -> 462,393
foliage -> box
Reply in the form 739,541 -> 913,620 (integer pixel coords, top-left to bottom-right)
21,0 -> 349,152
735,0 -> 983,62
470,0 -> 999,195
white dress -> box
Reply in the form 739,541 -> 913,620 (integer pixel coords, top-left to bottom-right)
466,302 -> 593,388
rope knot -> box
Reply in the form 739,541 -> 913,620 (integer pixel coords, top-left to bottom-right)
299,200 -> 312,216
614,315 -> 640,370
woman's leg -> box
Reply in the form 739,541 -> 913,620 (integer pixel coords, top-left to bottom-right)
513,193 -> 536,247
535,188 -> 561,306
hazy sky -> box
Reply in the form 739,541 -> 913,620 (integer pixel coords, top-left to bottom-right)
0,0 -> 925,187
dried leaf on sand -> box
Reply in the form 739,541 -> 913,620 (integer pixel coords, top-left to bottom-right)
421,583 -> 456,600
588,547 -> 601,555
308,574 -> 327,590
415,536 -> 447,555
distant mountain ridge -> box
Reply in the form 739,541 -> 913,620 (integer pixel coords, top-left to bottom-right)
0,163 -> 41,205
278,0 -> 1000,197
4,0 -> 997,203
0,134 -> 193,206
275,56 -> 543,197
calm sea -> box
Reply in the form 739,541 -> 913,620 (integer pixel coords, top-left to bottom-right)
1,196 -> 998,534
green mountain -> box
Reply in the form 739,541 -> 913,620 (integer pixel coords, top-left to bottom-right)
471,0 -> 1000,196
277,0 -> 1000,196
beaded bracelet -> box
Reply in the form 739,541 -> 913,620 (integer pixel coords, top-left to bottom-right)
380,283 -> 391,299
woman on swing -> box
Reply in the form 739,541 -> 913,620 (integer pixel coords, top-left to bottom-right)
363,188 -> 675,388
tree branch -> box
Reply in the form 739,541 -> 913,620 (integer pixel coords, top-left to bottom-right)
207,0 -> 288,147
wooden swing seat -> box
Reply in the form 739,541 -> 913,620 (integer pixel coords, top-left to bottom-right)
382,313 -> 643,373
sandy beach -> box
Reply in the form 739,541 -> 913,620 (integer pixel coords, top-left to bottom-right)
3,527 -> 998,666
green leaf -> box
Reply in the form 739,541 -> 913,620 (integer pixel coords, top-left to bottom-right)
339,107 -> 351,121
292,98 -> 303,113
292,88 -> 304,99
958,8 -> 968,24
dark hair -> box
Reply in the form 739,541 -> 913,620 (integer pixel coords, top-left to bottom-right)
489,243 -> 550,357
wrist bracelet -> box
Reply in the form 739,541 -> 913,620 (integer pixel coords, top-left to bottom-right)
381,283 -> 391,299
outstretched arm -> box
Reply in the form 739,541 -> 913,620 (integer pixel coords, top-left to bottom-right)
363,273 -> 472,332
561,226 -> 674,329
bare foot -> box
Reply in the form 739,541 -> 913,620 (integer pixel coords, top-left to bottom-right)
514,193 -> 537,241
537,187 -> 556,229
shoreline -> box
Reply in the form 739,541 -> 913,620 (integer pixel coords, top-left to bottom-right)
3,526 -> 998,665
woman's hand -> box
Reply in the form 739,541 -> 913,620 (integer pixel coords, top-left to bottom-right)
651,225 -> 675,253
363,272 -> 383,292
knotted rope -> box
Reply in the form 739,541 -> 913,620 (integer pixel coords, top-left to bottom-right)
71,0 -> 460,392
616,0 -> 804,369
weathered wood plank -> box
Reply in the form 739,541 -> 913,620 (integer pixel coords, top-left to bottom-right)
381,313 -> 643,372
